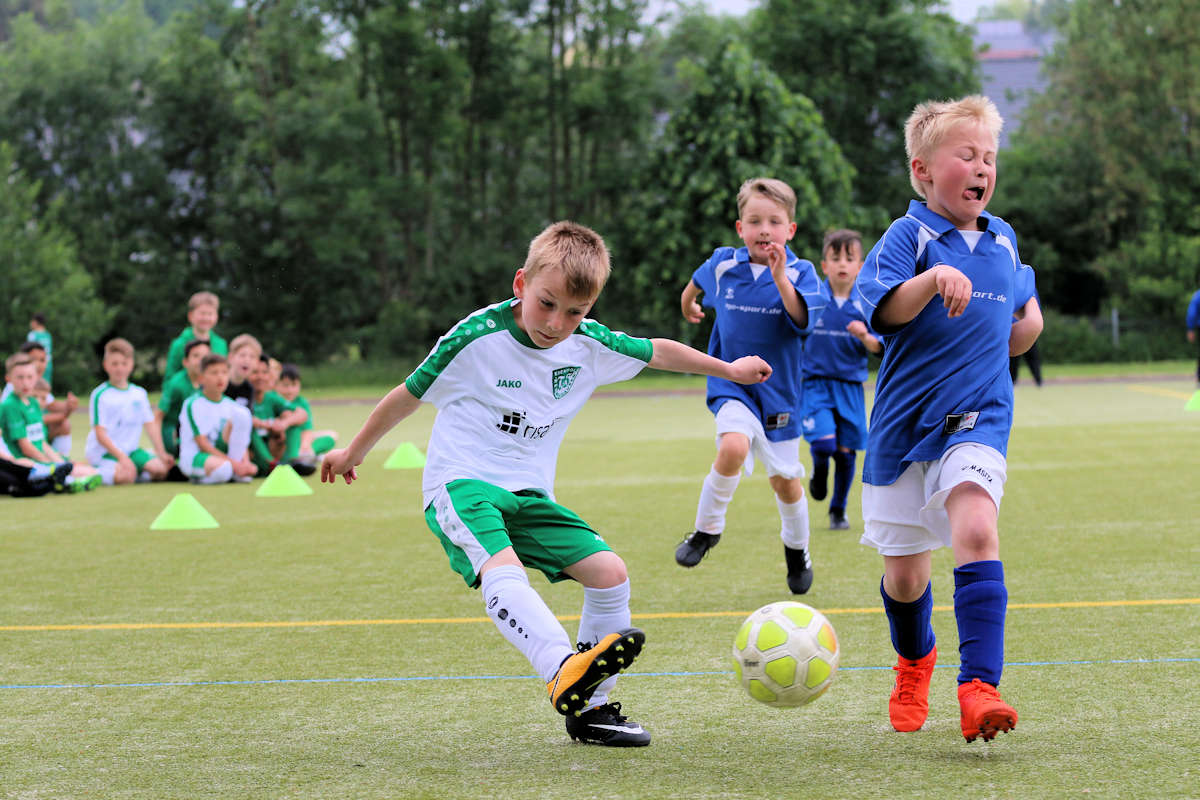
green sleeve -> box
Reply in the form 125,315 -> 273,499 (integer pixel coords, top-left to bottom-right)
164,335 -> 187,380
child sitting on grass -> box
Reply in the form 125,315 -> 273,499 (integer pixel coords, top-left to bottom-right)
84,338 -> 174,485
178,354 -> 258,484
1,353 -> 100,492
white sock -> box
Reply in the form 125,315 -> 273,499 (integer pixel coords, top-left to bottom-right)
576,579 -> 632,708
777,496 -> 810,550
695,468 -> 740,534
199,461 -> 234,484
479,564 -> 574,683
96,459 -> 117,486
52,435 -> 72,457
226,407 -> 252,461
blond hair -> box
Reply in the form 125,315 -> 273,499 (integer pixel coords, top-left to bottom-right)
736,178 -> 796,221
104,337 -> 135,360
5,353 -> 34,374
905,95 -> 1003,197
188,291 -> 220,311
228,333 -> 263,357
523,221 -> 611,299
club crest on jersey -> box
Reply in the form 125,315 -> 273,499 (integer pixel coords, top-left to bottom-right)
551,366 -> 581,399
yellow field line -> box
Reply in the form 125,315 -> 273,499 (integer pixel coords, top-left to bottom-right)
1,597 -> 1196,632
1126,384 -> 1192,400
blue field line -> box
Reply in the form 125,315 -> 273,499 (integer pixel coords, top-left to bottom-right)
2,656 -> 1195,691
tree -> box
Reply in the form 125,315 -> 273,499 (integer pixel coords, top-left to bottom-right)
993,0 -> 1200,323
607,41 -> 854,341
750,0 -> 979,222
0,143 -> 109,389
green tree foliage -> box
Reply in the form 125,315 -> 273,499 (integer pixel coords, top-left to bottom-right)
607,41 -> 853,342
994,0 -> 1200,340
749,0 -> 979,223
0,143 -> 109,388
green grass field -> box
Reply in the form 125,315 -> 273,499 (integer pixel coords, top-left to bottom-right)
2,373 -> 1198,798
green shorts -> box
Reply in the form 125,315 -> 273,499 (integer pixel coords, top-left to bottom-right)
102,448 -> 154,470
424,479 -> 612,588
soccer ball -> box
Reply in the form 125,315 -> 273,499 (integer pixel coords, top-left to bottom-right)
732,601 -> 840,708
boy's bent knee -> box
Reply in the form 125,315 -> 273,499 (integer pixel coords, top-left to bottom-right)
947,483 -> 1000,562
769,475 -> 804,503
564,551 -> 627,588
714,433 -> 749,474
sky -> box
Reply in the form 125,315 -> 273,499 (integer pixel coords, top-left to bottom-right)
693,0 -> 989,23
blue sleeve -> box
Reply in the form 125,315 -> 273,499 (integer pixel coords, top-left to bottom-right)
1187,290 -> 1200,329
691,248 -> 729,309
1014,264 -> 1038,311
856,217 -> 920,330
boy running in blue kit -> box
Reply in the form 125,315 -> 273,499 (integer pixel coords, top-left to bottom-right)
802,229 -> 881,531
321,221 -> 772,747
855,96 -> 1042,742
675,178 -> 828,594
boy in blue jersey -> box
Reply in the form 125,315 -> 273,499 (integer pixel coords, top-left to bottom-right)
855,96 -> 1042,743
322,221 -> 773,747
675,178 -> 828,594
1186,287 -> 1200,385
802,229 -> 881,531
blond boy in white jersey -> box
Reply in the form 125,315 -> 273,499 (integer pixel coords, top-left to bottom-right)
323,221 -> 772,747
85,338 -> 174,485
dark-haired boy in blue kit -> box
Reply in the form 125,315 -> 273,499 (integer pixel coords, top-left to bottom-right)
802,229 -> 881,531
856,96 -> 1042,743
675,177 -> 828,595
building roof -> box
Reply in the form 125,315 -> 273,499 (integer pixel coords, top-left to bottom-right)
972,20 -> 1057,146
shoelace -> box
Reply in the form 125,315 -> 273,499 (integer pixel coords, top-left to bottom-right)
590,702 -> 626,722
961,679 -> 1000,703
892,661 -> 925,702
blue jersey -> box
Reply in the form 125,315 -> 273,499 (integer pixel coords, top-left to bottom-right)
856,201 -> 1035,485
692,245 -> 827,441
803,284 -> 875,384
1187,289 -> 1200,330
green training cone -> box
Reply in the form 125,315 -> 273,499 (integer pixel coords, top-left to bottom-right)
255,464 -> 314,497
383,442 -> 426,469
1186,390 -> 1200,411
150,492 -> 220,531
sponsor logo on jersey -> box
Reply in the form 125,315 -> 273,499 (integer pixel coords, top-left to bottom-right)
942,410 -> 979,434
725,287 -> 735,299
496,378 -> 522,389
497,409 -> 525,434
551,366 -> 581,399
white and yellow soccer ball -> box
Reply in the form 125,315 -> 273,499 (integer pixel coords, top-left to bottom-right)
732,601 -> 840,708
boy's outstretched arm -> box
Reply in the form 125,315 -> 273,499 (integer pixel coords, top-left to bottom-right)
648,338 -> 771,385
1010,297 -> 1044,356
321,383 -> 421,485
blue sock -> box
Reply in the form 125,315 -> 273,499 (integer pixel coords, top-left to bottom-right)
30,463 -> 53,480
953,560 -> 1007,686
881,578 -> 935,661
830,449 -> 856,513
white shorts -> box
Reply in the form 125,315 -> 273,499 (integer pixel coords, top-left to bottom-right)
714,400 -> 804,479
860,443 -> 1006,556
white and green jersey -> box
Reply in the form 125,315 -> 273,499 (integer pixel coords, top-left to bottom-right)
85,382 -> 154,462
178,393 -> 242,467
406,299 -> 653,506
